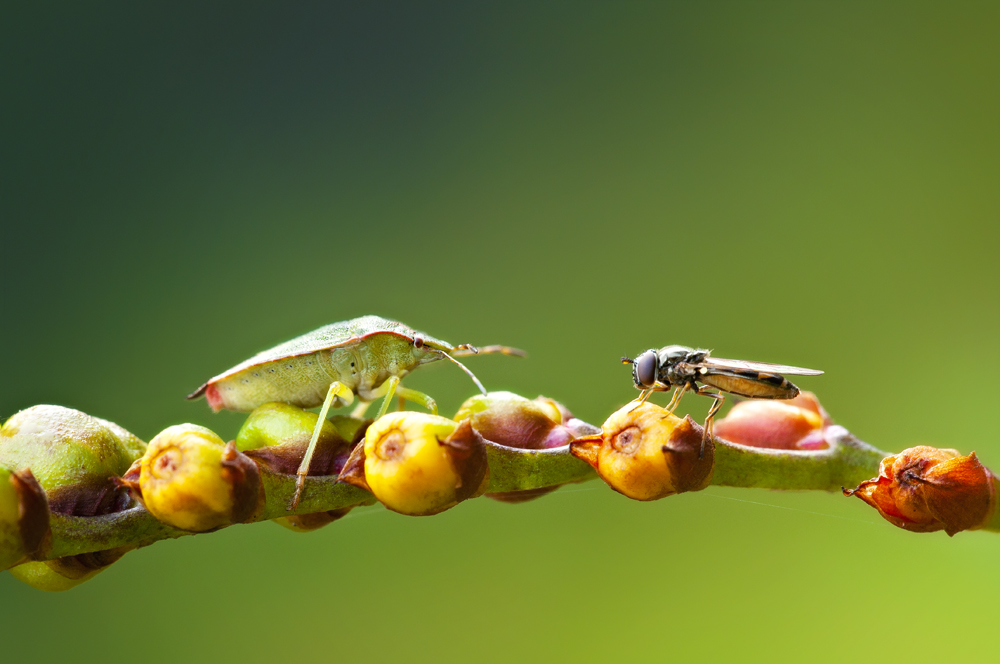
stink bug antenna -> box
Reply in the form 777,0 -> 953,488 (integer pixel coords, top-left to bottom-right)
437,351 -> 488,395
450,344 -> 527,358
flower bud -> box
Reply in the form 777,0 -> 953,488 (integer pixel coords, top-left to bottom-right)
570,402 -> 713,501
237,403 -> 361,476
340,412 -> 488,516
9,547 -> 128,592
272,508 -> 353,533
714,392 -> 828,451
138,424 -> 261,532
236,403 -> 364,531
844,446 -> 997,536
454,391 -> 600,503
0,468 -> 49,571
0,405 -> 145,516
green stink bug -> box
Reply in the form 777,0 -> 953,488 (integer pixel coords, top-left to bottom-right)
187,315 -> 523,507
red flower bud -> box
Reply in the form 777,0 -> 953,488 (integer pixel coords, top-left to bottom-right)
454,391 -> 600,503
714,392 -> 829,450
844,446 -> 997,536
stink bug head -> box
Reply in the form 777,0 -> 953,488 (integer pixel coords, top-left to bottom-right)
409,332 -> 459,364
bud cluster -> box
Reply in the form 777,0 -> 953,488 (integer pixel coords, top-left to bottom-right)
3,386 -> 998,593
0,405 -> 145,590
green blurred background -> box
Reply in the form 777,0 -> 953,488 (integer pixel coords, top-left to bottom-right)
1,2 -> 997,661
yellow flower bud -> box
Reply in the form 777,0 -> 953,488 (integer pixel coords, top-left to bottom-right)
0,468 -> 49,571
139,424 -> 261,532
342,412 -> 488,516
9,548 -> 127,592
571,402 -> 713,501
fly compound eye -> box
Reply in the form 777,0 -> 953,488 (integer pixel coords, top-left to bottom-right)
413,336 -> 424,349
636,351 -> 657,388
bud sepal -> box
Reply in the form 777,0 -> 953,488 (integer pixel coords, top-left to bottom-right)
844,446 -> 997,536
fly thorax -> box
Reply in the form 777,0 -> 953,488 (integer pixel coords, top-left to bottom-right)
664,363 -> 694,385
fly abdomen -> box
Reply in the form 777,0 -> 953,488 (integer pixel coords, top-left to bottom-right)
700,370 -> 800,400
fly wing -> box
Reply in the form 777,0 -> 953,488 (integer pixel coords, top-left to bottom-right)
701,357 -> 824,376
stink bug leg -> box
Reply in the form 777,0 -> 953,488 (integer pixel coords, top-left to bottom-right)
292,381 -> 354,509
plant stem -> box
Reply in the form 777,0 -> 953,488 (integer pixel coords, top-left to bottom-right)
42,431 -> 885,561
47,473 -> 375,559
710,425 -> 888,492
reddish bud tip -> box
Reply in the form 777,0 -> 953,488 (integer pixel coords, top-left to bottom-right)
844,446 -> 997,536
714,392 -> 828,450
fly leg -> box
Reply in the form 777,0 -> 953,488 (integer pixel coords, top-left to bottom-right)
665,384 -> 689,414
292,381 -> 354,509
628,383 -> 673,412
628,388 -> 653,411
695,385 -> 725,459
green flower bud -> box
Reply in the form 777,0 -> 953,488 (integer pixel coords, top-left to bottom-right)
0,405 -> 145,516
139,424 -> 261,532
9,548 -> 128,592
0,468 -> 49,571
236,403 -> 365,531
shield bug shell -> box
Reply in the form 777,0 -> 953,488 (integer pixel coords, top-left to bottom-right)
187,315 -> 524,507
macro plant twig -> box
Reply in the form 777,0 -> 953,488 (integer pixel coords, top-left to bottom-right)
1,390 -> 996,592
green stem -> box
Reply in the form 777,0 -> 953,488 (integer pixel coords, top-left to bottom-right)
35,425 -> 988,563
46,471 -> 375,559
483,440 -> 596,493
711,425 -> 888,492
44,446 -> 592,560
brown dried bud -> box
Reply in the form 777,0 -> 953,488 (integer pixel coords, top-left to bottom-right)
844,446 -> 997,536
341,412 -> 489,516
0,468 -> 50,570
9,547 -> 128,592
138,424 -> 262,532
570,402 -> 714,501
454,391 -> 600,503
714,392 -> 829,451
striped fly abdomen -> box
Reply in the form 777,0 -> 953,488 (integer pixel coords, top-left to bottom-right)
699,370 -> 799,400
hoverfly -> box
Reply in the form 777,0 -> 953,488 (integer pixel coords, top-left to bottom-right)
621,345 -> 823,454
